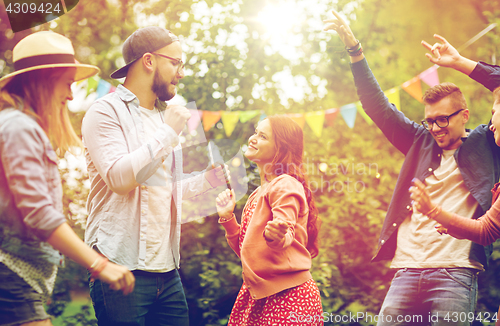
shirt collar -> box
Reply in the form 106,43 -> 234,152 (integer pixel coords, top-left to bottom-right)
116,84 -> 168,111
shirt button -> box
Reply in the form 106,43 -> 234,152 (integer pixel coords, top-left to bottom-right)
437,154 -> 441,157
381,240 -> 385,244
428,168 -> 433,172
406,205 -> 411,210
393,223 -> 397,227
141,210 -> 145,214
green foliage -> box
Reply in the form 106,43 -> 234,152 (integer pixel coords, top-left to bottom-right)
2,0 -> 500,324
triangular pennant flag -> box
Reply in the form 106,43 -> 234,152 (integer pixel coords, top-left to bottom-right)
259,113 -> 267,122
419,65 -> 440,87
221,111 -> 240,137
109,86 -> 116,93
239,110 -> 260,123
355,101 -> 373,125
385,87 -> 401,111
324,108 -> 340,126
187,109 -> 203,132
87,76 -> 99,96
96,79 -> 112,99
286,113 -> 306,129
340,103 -> 357,128
305,111 -> 325,138
202,111 -> 222,131
401,76 -> 423,103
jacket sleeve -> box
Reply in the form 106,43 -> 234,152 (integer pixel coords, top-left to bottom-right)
468,61 -> 500,92
219,215 -> 241,257
351,58 -> 426,155
446,198 -> 500,246
82,100 -> 179,195
0,115 -> 66,240
264,176 -> 307,250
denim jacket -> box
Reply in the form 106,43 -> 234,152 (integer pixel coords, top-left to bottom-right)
0,108 -> 65,266
351,59 -> 500,267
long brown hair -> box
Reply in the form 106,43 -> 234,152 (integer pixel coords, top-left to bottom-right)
267,115 -> 321,258
0,68 -> 81,154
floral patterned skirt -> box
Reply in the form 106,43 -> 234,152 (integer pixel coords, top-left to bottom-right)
227,278 -> 324,326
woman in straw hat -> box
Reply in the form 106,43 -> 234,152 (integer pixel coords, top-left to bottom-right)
0,31 -> 135,325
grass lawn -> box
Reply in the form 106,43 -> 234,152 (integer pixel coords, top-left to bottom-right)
51,299 -> 96,325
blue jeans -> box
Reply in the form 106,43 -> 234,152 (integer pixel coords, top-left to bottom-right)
377,268 -> 478,326
89,269 -> 189,326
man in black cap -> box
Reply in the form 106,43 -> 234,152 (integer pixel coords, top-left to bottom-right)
82,26 -> 228,325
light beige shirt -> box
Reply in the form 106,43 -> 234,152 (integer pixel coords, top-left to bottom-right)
392,149 -> 483,270
83,85 -> 212,270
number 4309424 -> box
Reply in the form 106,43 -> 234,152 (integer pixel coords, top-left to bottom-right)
6,2 -> 62,14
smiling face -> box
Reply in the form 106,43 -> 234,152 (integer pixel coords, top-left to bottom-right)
489,89 -> 500,146
424,96 -> 468,150
151,41 -> 184,101
245,119 -> 276,165
53,68 -> 76,109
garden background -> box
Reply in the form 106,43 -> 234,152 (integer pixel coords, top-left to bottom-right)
1,0 -> 500,325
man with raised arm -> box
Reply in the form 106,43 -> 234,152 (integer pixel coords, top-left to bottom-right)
324,10 -> 500,326
82,27 -> 228,326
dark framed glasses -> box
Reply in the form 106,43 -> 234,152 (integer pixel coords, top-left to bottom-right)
421,109 -> 464,131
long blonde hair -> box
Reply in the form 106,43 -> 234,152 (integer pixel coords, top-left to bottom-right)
0,68 -> 82,154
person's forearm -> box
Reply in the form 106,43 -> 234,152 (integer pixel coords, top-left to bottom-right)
431,206 -> 500,246
451,56 -> 477,76
46,223 -> 100,269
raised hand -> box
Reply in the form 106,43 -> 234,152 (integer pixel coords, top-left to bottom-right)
264,218 -> 291,242
216,189 -> 236,221
323,9 -> 358,48
409,178 -> 434,215
421,34 -> 476,75
205,164 -> 231,188
163,104 -> 191,135
421,34 -> 461,67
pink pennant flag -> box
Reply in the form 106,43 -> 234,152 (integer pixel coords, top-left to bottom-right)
187,109 -> 203,132
325,108 -> 340,126
419,65 -> 440,87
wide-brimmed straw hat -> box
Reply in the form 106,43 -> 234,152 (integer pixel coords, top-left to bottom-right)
0,31 -> 100,89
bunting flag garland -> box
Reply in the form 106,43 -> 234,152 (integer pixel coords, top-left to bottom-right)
187,109 -> 203,132
324,108 -> 340,126
401,76 -> 423,103
73,25 -> 497,138
286,113 -> 306,129
202,111 -> 222,131
96,79 -> 112,98
419,65 -> 440,87
305,111 -> 326,138
239,110 -> 260,123
355,101 -> 373,125
87,76 -> 99,96
340,103 -> 357,129
384,87 -> 401,111
221,111 -> 241,137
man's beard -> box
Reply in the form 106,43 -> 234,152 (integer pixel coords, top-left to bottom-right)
152,68 -> 175,101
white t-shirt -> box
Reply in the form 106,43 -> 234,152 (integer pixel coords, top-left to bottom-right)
139,106 -> 176,272
392,149 -> 483,270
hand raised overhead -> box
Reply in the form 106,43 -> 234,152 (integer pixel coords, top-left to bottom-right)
323,9 -> 358,48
